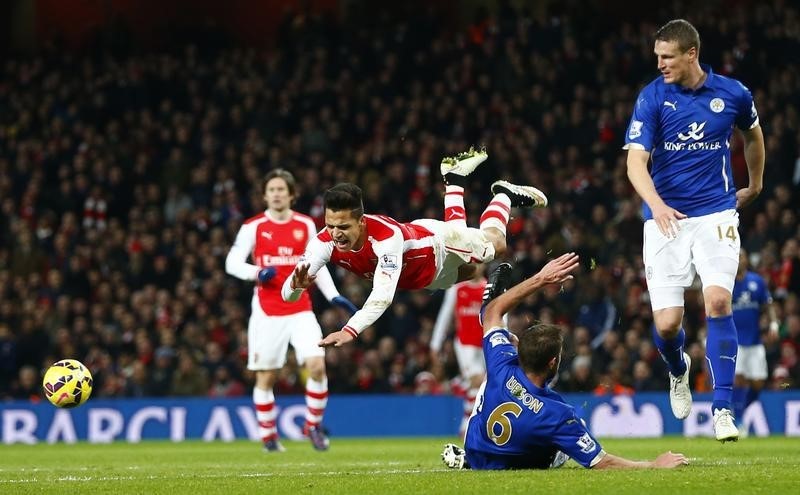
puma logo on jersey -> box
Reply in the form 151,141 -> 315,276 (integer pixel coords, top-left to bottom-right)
261,231 -> 273,240
663,100 -> 677,111
448,210 -> 464,219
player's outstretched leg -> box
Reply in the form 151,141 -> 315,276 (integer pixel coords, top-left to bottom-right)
491,180 -> 548,208
441,443 -> 468,469
441,147 -> 488,186
479,263 -> 513,325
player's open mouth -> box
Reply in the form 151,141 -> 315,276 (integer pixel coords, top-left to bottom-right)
334,239 -> 349,249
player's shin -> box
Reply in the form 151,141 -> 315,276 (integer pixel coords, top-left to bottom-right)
732,385 -> 748,420
253,387 -> 279,444
706,315 -> 738,412
652,326 -> 687,376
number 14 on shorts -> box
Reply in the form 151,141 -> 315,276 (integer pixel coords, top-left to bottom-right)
717,224 -> 737,242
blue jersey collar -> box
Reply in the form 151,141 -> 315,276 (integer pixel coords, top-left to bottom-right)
674,63 -> 716,93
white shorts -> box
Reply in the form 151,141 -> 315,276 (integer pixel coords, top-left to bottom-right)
643,209 -> 740,311
454,341 -> 486,380
735,344 -> 768,380
247,299 -> 324,370
412,219 -> 496,290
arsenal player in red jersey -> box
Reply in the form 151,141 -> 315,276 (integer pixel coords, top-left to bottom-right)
226,169 -> 357,452
281,149 -> 548,348
431,263 -> 488,437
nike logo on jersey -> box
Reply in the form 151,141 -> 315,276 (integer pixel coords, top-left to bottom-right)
261,231 -> 273,240
663,100 -> 677,111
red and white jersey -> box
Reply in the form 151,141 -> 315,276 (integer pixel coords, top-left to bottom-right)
325,215 -> 438,290
226,210 -> 340,316
431,278 -> 486,352
282,214 -> 438,333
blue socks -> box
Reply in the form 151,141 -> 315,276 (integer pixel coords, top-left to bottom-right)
653,326 -> 687,377
734,386 -> 761,420
706,315 -> 738,412
732,386 -> 747,420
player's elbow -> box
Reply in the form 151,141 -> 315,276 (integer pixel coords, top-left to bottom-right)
224,256 -> 236,276
481,299 -> 505,329
364,298 -> 391,313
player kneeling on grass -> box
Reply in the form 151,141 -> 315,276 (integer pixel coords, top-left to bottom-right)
442,255 -> 689,470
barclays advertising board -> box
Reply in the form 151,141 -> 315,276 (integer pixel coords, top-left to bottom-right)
2,392 -> 800,444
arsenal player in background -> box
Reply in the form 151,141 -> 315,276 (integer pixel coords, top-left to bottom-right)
226,169 -> 357,452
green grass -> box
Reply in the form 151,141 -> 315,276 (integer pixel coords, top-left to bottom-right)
1,437 -> 799,494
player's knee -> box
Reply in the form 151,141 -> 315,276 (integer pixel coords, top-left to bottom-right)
703,288 -> 732,317
652,308 -> 683,335
481,228 -> 506,256
492,237 -> 507,256
306,359 -> 326,379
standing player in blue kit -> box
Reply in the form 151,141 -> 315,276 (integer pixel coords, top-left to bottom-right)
623,19 -> 765,442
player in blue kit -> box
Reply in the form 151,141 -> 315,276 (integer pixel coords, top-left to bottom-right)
623,19 -> 765,442
442,256 -> 688,470
732,249 -> 779,434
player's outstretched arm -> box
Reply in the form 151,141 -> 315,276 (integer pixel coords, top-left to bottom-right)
482,253 -> 580,332
592,451 -> 688,469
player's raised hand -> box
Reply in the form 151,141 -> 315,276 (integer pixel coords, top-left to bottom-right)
735,186 -> 761,209
651,203 -> 687,239
652,451 -> 689,468
318,329 -> 356,348
536,252 -> 580,285
291,263 -> 316,290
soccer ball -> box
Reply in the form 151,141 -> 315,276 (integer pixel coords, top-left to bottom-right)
42,359 -> 94,408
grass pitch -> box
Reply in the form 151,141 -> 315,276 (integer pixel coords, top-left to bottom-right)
1,436 -> 798,494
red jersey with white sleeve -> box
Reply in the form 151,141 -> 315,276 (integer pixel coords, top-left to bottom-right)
431,278 -> 486,353
282,214 -> 438,334
226,210 -> 341,316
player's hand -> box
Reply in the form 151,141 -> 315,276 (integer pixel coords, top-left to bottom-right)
652,451 -> 689,468
291,263 -> 316,289
257,266 -> 277,284
735,186 -> 761,209
536,252 -> 581,286
769,320 -> 780,337
651,203 -> 687,239
331,295 -> 359,316
318,329 -> 356,348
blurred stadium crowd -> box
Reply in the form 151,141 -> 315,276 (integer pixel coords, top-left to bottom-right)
1,1 -> 799,402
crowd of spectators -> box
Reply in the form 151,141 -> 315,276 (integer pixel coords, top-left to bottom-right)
1,1 -> 799,403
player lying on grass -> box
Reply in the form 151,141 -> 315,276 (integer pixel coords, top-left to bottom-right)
442,255 -> 689,470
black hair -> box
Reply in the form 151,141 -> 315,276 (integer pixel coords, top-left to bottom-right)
323,183 -> 364,218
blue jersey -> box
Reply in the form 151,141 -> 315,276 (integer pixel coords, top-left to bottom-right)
464,328 -> 605,469
732,271 -> 772,346
624,65 -> 759,220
